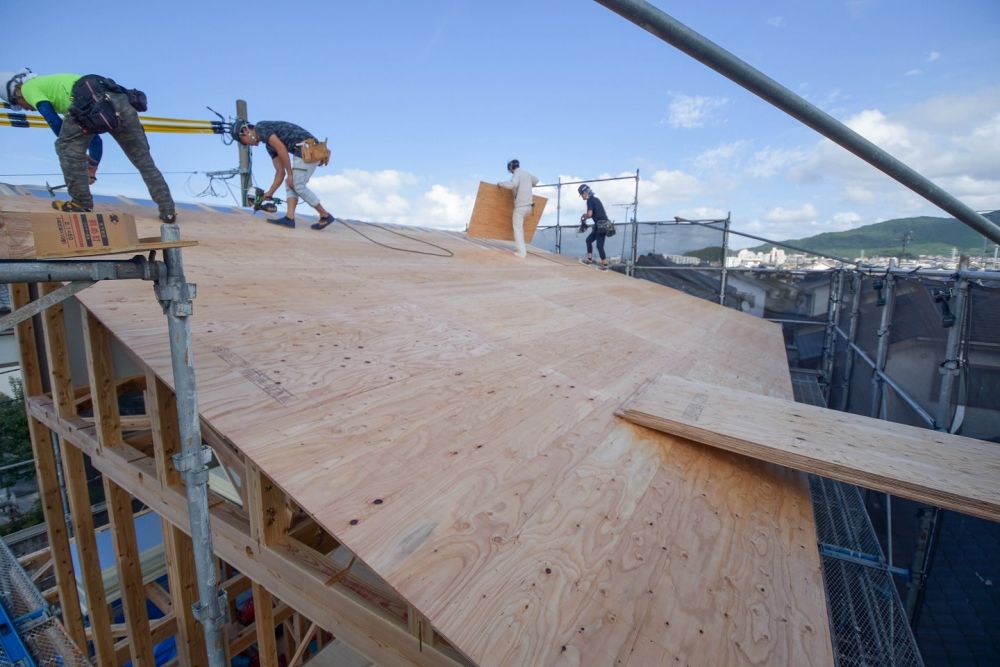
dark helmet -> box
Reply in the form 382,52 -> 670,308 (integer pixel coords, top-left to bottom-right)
506,159 -> 519,173
578,184 -> 592,196
230,119 -> 250,142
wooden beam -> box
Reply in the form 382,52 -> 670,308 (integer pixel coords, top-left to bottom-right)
112,613 -> 178,666
9,284 -> 87,652
81,309 -> 124,449
104,478 -> 156,666
60,443 -> 115,665
38,283 -> 120,664
617,373 -> 1000,521
287,621 -> 319,667
38,282 -> 75,420
29,394 -> 464,667
227,603 -> 294,657
146,368 -> 182,489
163,519 -> 209,667
251,582 -> 279,667
245,462 -> 290,547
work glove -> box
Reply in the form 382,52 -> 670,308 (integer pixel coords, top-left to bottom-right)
86,157 -> 99,184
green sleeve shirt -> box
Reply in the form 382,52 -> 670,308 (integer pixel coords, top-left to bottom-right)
20,74 -> 81,114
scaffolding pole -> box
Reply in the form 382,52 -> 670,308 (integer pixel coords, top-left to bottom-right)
820,269 -> 844,403
836,273 -> 863,412
236,99 -> 251,209
157,223 -> 228,666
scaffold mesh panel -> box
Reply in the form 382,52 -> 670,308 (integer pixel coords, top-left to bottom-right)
0,536 -> 91,666
809,476 -> 924,667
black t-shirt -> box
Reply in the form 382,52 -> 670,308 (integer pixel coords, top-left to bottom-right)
254,120 -> 316,159
588,195 -> 609,222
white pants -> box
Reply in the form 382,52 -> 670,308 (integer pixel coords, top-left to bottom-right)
287,155 -> 320,207
512,204 -> 531,258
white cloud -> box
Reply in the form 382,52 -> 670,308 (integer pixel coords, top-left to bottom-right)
906,68 -> 923,77
764,203 -> 819,223
767,16 -> 785,28
309,168 -> 473,230
746,146 -> 807,178
927,51 -> 941,62
693,141 -> 747,172
418,185 -> 476,230
664,93 -> 729,129
843,185 -> 877,204
790,88 -> 1000,215
831,211 -> 862,229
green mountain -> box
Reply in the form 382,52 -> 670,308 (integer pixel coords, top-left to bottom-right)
748,212 -> 1000,259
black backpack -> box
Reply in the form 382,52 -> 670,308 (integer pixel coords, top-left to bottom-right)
69,75 -> 119,134
69,75 -> 148,135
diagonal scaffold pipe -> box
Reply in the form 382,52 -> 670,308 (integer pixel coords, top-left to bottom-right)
592,0 -> 1000,246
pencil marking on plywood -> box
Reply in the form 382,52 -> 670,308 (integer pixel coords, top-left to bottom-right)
682,393 -> 708,422
213,346 -> 296,405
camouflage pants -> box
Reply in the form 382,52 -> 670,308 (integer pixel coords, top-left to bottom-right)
56,91 -> 174,217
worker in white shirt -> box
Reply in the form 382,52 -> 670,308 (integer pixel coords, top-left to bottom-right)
497,159 -> 539,258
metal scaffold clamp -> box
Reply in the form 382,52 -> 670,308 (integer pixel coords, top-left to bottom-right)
172,445 -> 213,485
155,278 -> 198,317
192,590 -> 229,627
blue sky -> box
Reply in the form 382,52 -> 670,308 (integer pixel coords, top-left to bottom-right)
2,0 -> 998,247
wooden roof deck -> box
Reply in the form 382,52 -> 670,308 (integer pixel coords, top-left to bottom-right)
6,195 -> 832,666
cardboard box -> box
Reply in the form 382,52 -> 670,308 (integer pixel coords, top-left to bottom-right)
467,181 -> 547,243
0,209 -> 139,259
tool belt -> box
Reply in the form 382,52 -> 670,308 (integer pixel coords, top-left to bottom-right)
70,75 -> 149,135
300,138 -> 331,164
596,220 -> 616,237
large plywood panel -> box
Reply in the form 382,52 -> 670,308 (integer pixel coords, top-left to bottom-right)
466,181 -> 546,242
0,191 -> 832,667
618,373 -> 1000,522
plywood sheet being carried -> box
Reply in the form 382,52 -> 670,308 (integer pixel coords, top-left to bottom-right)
618,373 -> 1000,522
2,190 -> 833,667
466,181 -> 546,242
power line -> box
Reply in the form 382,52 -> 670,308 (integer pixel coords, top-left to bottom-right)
0,170 -> 204,177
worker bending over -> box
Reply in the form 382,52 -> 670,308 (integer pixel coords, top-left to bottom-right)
1,69 -> 176,222
232,119 -> 335,230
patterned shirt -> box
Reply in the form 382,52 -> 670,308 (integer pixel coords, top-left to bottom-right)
254,121 -> 316,159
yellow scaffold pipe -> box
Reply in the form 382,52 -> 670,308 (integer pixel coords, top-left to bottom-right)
1,109 -> 227,135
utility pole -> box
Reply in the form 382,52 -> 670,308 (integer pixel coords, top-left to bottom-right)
236,99 -> 251,208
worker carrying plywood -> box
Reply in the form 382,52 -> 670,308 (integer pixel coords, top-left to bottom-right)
231,119 -> 336,231
2,69 -> 177,223
496,158 -> 539,258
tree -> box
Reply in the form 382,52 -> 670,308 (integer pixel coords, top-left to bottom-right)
0,378 -> 32,481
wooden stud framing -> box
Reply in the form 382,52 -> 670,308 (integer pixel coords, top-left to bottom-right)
147,367 -> 182,488
37,284 -> 116,665
104,478 -> 156,666
16,282 -> 463,666
163,520 -> 210,667
29,393 -> 463,666
8,284 -> 87,652
245,462 -> 290,547
80,309 -> 123,449
251,582 -> 280,667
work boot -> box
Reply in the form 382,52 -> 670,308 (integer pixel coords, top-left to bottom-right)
267,216 -> 295,228
51,200 -> 92,213
160,212 -> 177,224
